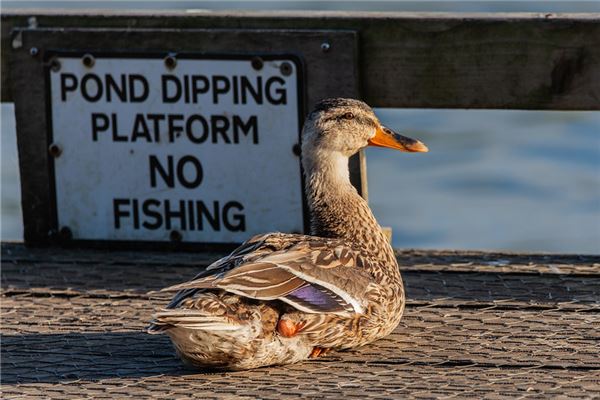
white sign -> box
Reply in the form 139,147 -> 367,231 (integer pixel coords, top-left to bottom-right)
49,55 -> 304,243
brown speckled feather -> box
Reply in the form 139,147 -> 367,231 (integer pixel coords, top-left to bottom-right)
160,233 -> 373,316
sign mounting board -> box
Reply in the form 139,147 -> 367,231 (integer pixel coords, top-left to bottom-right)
48,54 -> 305,244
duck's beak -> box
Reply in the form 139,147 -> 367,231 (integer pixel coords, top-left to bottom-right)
368,125 -> 428,153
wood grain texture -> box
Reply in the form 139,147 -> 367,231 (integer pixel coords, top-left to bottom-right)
9,37 -> 54,244
2,297 -> 598,369
2,244 -> 599,308
2,10 -> 600,109
1,243 -> 599,397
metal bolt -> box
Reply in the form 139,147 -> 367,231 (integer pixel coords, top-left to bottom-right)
59,226 -> 72,241
251,56 -> 263,71
49,58 -> 61,72
280,62 -> 292,76
82,53 -> 95,68
48,143 -> 62,158
11,31 -> 23,49
29,47 -> 39,57
28,16 -> 38,29
164,54 -> 177,70
170,230 -> 182,242
292,143 -> 301,156
321,42 -> 331,53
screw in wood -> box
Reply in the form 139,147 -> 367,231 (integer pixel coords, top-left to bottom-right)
27,16 -> 38,29
292,143 -> 301,156
49,58 -> 61,72
82,53 -> 95,68
48,143 -> 62,158
11,31 -> 23,49
321,42 -> 331,53
29,47 -> 38,57
251,56 -> 264,71
164,54 -> 177,70
59,226 -> 72,241
170,230 -> 182,242
280,62 -> 292,76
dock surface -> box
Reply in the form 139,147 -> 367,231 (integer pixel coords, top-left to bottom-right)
2,243 -> 599,398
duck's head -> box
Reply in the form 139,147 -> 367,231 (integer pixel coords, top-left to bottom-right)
301,98 -> 428,161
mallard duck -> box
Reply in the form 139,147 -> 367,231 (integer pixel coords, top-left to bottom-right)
147,98 -> 428,370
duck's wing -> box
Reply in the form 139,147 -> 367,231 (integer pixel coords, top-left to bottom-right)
162,232 -> 296,309
161,233 -> 373,316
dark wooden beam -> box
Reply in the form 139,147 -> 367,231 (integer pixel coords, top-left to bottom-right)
2,10 -> 600,109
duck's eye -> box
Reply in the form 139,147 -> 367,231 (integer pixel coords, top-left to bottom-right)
342,112 -> 355,120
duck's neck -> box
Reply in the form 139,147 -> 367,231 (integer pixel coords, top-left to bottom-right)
302,150 -> 395,264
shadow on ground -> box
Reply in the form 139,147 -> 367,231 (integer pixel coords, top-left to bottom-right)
1,332 -> 194,383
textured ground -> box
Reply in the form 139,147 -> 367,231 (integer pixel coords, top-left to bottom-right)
1,243 -> 599,399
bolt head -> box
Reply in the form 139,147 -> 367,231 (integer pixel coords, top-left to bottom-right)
321,42 -> 331,53
280,62 -> 293,76
49,58 -> 61,72
170,230 -> 182,242
48,143 -> 62,158
27,16 -> 38,29
82,53 -> 95,68
251,57 -> 264,71
59,226 -> 72,240
29,47 -> 39,57
164,54 -> 177,70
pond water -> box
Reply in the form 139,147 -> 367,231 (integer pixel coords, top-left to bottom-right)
369,109 -> 600,253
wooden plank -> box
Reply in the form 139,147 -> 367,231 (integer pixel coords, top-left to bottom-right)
2,294 -> 598,368
2,245 -> 599,308
3,243 -> 598,274
3,265 -> 599,309
2,10 -> 600,109
2,244 -> 599,397
1,364 -> 598,399
8,28 -> 360,245
1,296 -> 598,396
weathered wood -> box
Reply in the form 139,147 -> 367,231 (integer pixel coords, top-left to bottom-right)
2,361 -> 598,399
2,297 -> 598,369
3,243 -> 598,274
2,244 -> 599,308
2,10 -> 600,109
349,149 -> 368,201
1,244 -> 599,398
9,28 -> 360,245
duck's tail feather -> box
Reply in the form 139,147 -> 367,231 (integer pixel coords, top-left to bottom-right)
147,309 -> 243,333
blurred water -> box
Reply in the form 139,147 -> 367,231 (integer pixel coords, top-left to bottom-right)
1,1 -> 599,252
369,109 -> 600,253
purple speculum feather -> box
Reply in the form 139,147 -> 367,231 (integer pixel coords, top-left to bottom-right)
285,284 -> 348,312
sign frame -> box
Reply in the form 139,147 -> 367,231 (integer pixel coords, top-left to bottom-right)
10,28 -> 361,250
44,50 -> 307,248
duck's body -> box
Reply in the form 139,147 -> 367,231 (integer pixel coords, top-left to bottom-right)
148,98 -> 427,370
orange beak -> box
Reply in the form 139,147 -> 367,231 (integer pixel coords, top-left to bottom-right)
368,125 -> 428,153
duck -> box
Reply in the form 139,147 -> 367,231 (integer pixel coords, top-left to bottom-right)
147,98 -> 428,370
